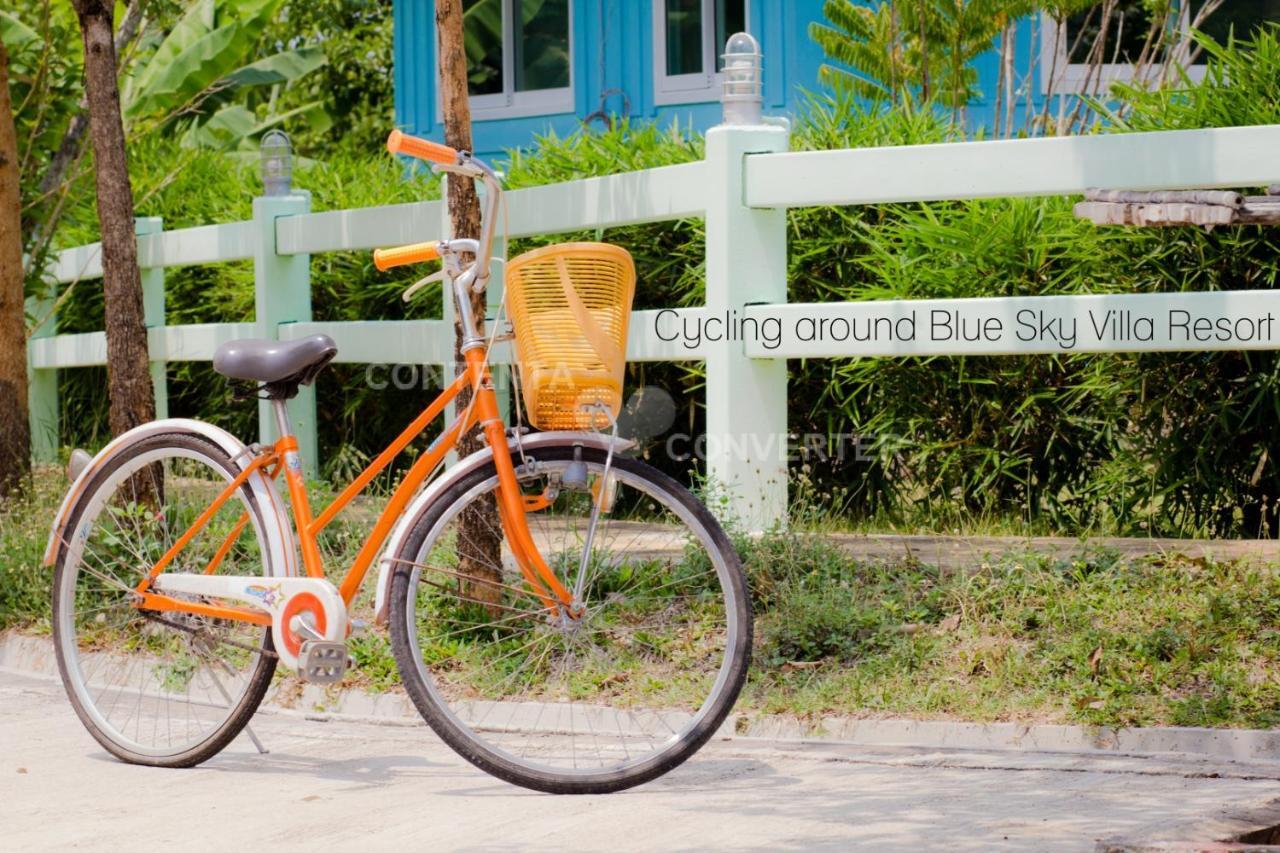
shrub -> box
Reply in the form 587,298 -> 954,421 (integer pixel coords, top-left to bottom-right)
45,30 -> 1280,536
784,31 -> 1280,536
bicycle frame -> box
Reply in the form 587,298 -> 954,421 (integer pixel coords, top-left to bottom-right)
132,343 -> 577,630
119,138 -> 580,633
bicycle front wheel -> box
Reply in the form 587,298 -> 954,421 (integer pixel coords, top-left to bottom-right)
388,445 -> 751,794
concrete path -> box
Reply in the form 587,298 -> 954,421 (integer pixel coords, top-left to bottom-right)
5,670 -> 1280,852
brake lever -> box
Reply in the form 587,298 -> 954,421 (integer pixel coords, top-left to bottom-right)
431,161 -> 487,180
403,269 -> 446,302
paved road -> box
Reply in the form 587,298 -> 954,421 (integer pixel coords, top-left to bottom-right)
4,669 -> 1280,852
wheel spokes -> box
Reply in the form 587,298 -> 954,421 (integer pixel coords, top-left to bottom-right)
405,458 -> 737,776
58,446 -> 273,758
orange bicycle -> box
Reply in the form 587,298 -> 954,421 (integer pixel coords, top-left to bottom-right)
45,131 -> 751,794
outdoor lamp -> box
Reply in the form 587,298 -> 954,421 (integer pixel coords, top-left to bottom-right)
721,31 -> 762,126
260,129 -> 293,196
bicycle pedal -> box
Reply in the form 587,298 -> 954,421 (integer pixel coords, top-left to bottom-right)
298,641 -> 351,684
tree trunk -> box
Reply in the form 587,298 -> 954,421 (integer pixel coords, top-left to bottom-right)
0,41 -> 31,495
72,0 -> 154,442
436,0 -> 503,614
917,0 -> 930,101
1002,22 -> 1016,139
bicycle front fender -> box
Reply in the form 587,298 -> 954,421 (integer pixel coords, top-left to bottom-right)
42,418 -> 298,581
372,431 -> 636,624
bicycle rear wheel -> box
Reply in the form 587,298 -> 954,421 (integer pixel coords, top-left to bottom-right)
388,445 -> 751,794
51,433 -> 276,767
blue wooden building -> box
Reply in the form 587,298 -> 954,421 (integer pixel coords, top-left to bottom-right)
391,1 -> 1280,159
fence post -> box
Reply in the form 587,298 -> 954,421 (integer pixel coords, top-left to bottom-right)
252,191 -> 316,475
136,216 -> 167,420
25,280 -> 58,462
703,32 -> 788,530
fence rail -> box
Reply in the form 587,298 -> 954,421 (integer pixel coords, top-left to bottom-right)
27,120 -> 1280,528
744,124 -> 1280,208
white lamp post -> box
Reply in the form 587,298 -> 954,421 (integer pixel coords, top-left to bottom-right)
721,32 -> 763,126
260,129 -> 293,196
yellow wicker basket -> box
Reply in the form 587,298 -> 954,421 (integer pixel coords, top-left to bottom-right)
504,242 -> 636,431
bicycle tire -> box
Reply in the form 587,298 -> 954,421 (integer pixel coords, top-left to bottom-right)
388,445 -> 752,794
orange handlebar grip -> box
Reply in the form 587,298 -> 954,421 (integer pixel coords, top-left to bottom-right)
373,241 -> 440,271
386,130 -> 458,164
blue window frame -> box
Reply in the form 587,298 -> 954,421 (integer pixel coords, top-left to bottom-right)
652,0 -> 749,105
452,0 -> 575,120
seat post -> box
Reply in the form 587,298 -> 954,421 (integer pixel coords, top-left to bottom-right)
269,393 -> 323,577
271,398 -> 293,441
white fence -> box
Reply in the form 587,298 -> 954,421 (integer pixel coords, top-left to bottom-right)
27,120 -> 1280,528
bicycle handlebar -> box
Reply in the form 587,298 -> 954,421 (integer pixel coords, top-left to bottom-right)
373,240 -> 440,271
386,130 -> 458,164
374,130 -> 503,335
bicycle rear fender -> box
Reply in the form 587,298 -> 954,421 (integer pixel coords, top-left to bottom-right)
372,431 -> 636,625
42,418 -> 298,580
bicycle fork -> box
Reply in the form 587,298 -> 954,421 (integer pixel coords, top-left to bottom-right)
461,347 -> 582,620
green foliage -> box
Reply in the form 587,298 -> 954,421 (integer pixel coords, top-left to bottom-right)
4,2 -> 83,233
262,0 -> 394,156
8,0 -> 327,155
800,196 -> 1134,531
811,0 -> 1034,112
731,518 -> 946,667
780,30 -> 1280,538
6,0 -> 333,327
8,460 -> 1279,729
121,0 -> 329,149
53,136 -> 445,466
34,22 -> 1280,539
1106,25 -> 1280,130
346,632 -> 400,691
762,587 -> 878,665
810,0 -> 927,103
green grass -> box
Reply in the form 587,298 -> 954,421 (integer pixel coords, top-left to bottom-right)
742,542 -> 1280,729
7,467 -> 1280,728
0,466 -> 65,631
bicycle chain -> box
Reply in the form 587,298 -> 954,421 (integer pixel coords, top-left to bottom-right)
139,610 -> 279,660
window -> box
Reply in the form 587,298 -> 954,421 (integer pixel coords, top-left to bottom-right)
1190,0 -> 1280,58
452,0 -> 573,120
1040,0 -> 1280,94
1065,0 -> 1157,66
653,0 -> 748,105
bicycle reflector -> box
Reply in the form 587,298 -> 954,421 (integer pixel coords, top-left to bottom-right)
504,243 -> 636,431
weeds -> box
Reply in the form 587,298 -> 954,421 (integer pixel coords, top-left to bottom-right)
745,538 -> 1280,729
0,467 -> 63,630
